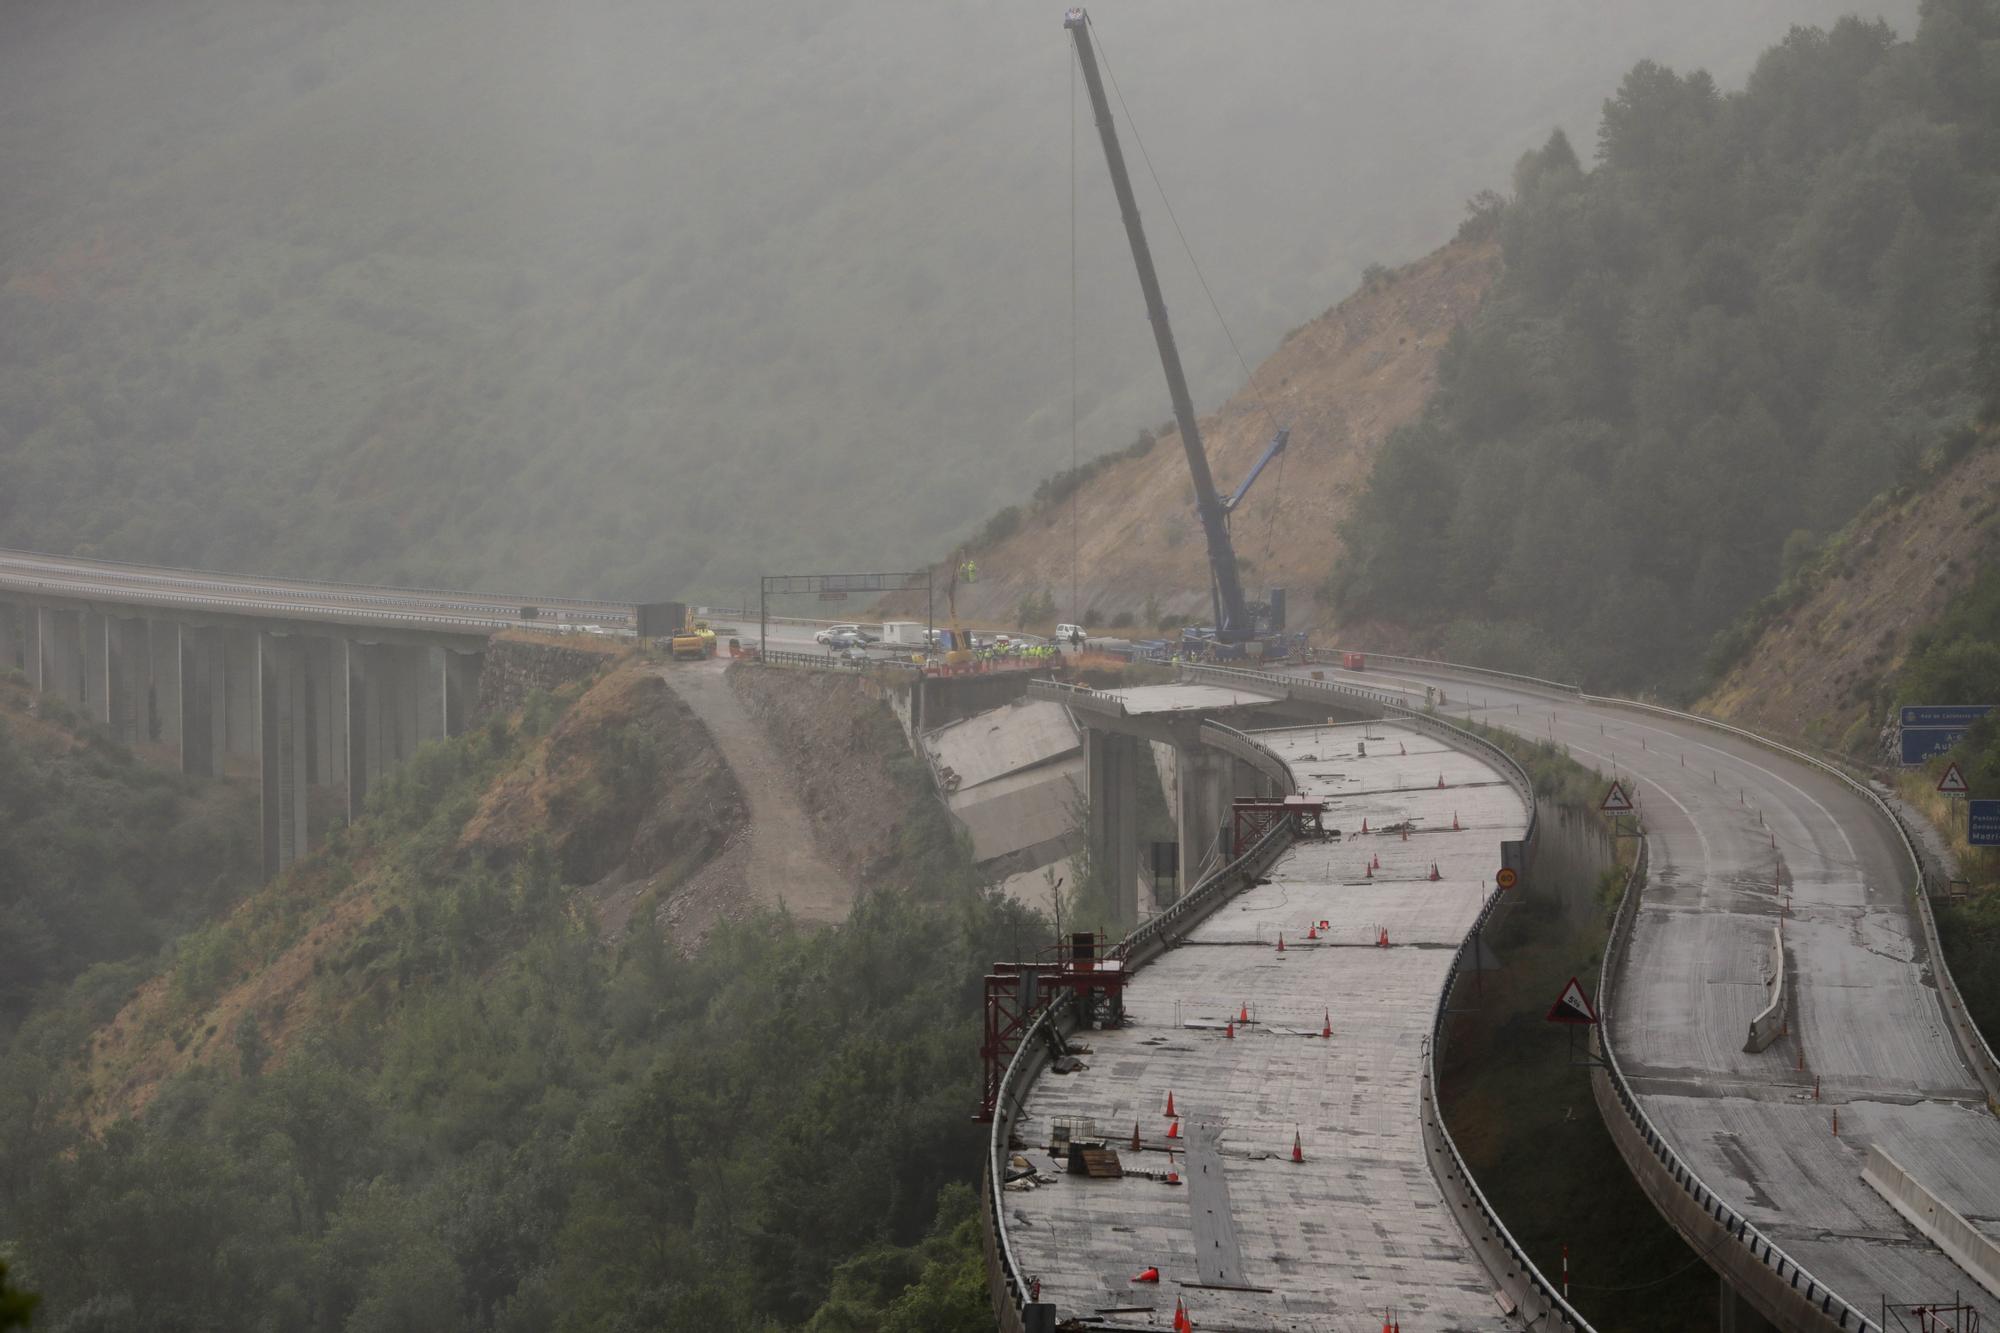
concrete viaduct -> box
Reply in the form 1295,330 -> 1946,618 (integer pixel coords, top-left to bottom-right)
0,548 -> 634,877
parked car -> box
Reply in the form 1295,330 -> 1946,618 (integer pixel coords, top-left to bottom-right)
815,623 -> 861,645
823,632 -> 865,652
1055,623 -> 1086,645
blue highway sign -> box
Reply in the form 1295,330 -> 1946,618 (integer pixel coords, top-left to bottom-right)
1971,800 -> 2000,848
1902,705 -> 1994,728
1903,729 -> 1968,765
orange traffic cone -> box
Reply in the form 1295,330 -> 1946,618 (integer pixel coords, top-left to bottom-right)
1361,817 -> 1369,835
1377,928 -> 1390,948
1437,773 -> 1445,789
1239,1003 -> 1250,1024
1276,933 -> 1285,953
1167,1119 -> 1181,1139
1322,1009 -> 1332,1038
1174,1298 -> 1193,1333
1372,853 -> 1381,870
1166,1151 -> 1180,1184
1132,1266 -> 1160,1283
1132,1122 -> 1142,1151
1429,862 -> 1441,881
1364,862 -> 1373,878
1224,1019 -> 1234,1040
1291,1130 -> 1304,1164
1165,1090 -> 1176,1117
1452,811 -> 1460,831
1306,924 -> 1318,940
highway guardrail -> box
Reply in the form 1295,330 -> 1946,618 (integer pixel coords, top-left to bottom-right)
981,730 -> 1299,1330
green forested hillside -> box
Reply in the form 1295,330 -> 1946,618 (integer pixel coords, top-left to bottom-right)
0,677 -> 256,1035
1336,3 -> 1999,692
0,0 -> 1914,600
0,665 -> 1021,1332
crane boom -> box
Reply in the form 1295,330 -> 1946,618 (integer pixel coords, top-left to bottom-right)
1064,7 -> 1254,643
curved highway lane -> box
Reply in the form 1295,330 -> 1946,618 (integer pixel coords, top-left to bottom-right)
1316,662 -> 2000,1320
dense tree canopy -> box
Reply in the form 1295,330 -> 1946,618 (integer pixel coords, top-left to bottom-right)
1337,6 -> 2000,692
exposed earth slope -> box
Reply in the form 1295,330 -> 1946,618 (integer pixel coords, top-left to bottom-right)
1701,438 -> 2000,751
896,237 -> 1499,633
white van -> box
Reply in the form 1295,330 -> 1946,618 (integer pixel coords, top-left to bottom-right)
1054,623 -> 1086,646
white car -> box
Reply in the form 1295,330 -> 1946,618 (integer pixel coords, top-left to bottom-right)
1055,623 -> 1086,646
815,623 -> 861,645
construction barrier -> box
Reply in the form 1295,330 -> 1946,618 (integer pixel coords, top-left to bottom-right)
1744,926 -> 1788,1054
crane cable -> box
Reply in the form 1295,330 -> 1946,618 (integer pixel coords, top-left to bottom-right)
1070,39 -> 1080,628
1089,18 -> 1293,570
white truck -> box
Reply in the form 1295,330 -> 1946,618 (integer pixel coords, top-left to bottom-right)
880,621 -> 931,647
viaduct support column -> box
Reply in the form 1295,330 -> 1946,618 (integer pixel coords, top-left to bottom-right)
443,648 -> 483,737
1085,727 -> 1141,924
179,626 -> 218,777
222,627 -> 258,768
1175,743 -> 1232,899
0,603 -> 17,676
147,621 -> 182,752
26,608 -> 45,692
103,617 -> 146,744
47,609 -> 83,709
86,613 -> 111,725
417,645 -> 446,745
259,632 -> 312,878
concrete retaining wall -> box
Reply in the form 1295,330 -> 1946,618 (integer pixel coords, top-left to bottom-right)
474,636 -> 617,719
1862,1145 -> 2000,1301
1745,926 -> 1788,1054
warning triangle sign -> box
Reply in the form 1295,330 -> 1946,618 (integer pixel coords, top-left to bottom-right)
1545,975 -> 1599,1026
1939,762 -> 1970,795
1601,780 -> 1634,815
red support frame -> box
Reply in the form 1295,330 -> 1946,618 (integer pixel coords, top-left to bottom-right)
977,934 -> 1128,1122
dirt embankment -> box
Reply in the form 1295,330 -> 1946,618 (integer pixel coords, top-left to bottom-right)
81,658 -> 746,1124
882,237 -> 1500,634
728,666 -> 910,882
1701,439 -> 2000,750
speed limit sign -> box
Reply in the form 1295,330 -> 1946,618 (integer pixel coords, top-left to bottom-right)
1495,867 -> 1519,890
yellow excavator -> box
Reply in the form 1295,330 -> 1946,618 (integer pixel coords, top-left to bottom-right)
938,553 -> 977,669
670,615 -> 717,661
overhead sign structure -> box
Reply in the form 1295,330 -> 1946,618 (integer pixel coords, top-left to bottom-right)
1600,780 -> 1634,815
1545,976 -> 1599,1026
1900,704 -> 1994,766
1495,867 -> 1519,891
1938,762 -> 1971,796
1972,800 -> 2000,848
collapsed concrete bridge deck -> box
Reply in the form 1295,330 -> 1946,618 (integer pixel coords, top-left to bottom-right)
998,720 -> 1539,1331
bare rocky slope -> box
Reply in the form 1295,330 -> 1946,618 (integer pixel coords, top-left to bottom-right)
883,237 -> 1500,635
1701,437 -> 2000,752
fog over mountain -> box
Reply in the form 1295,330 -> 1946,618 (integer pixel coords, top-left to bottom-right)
0,0 -> 1917,598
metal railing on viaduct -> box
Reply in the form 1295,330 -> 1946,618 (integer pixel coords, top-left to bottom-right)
1280,649 -> 2000,1332
980,685 -> 1594,1332
0,547 -> 636,876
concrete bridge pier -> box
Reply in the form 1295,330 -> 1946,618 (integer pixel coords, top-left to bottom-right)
1085,729 -> 1143,922
1175,742 -> 1232,895
179,625 -> 219,777
146,620 -> 182,751
0,602 -> 18,676
259,632 -> 314,877
101,616 -> 150,745
443,648 -> 483,738
43,608 -> 85,710
18,606 -> 42,689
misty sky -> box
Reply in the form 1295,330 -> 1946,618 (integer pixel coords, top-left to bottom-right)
0,0 -> 1923,595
